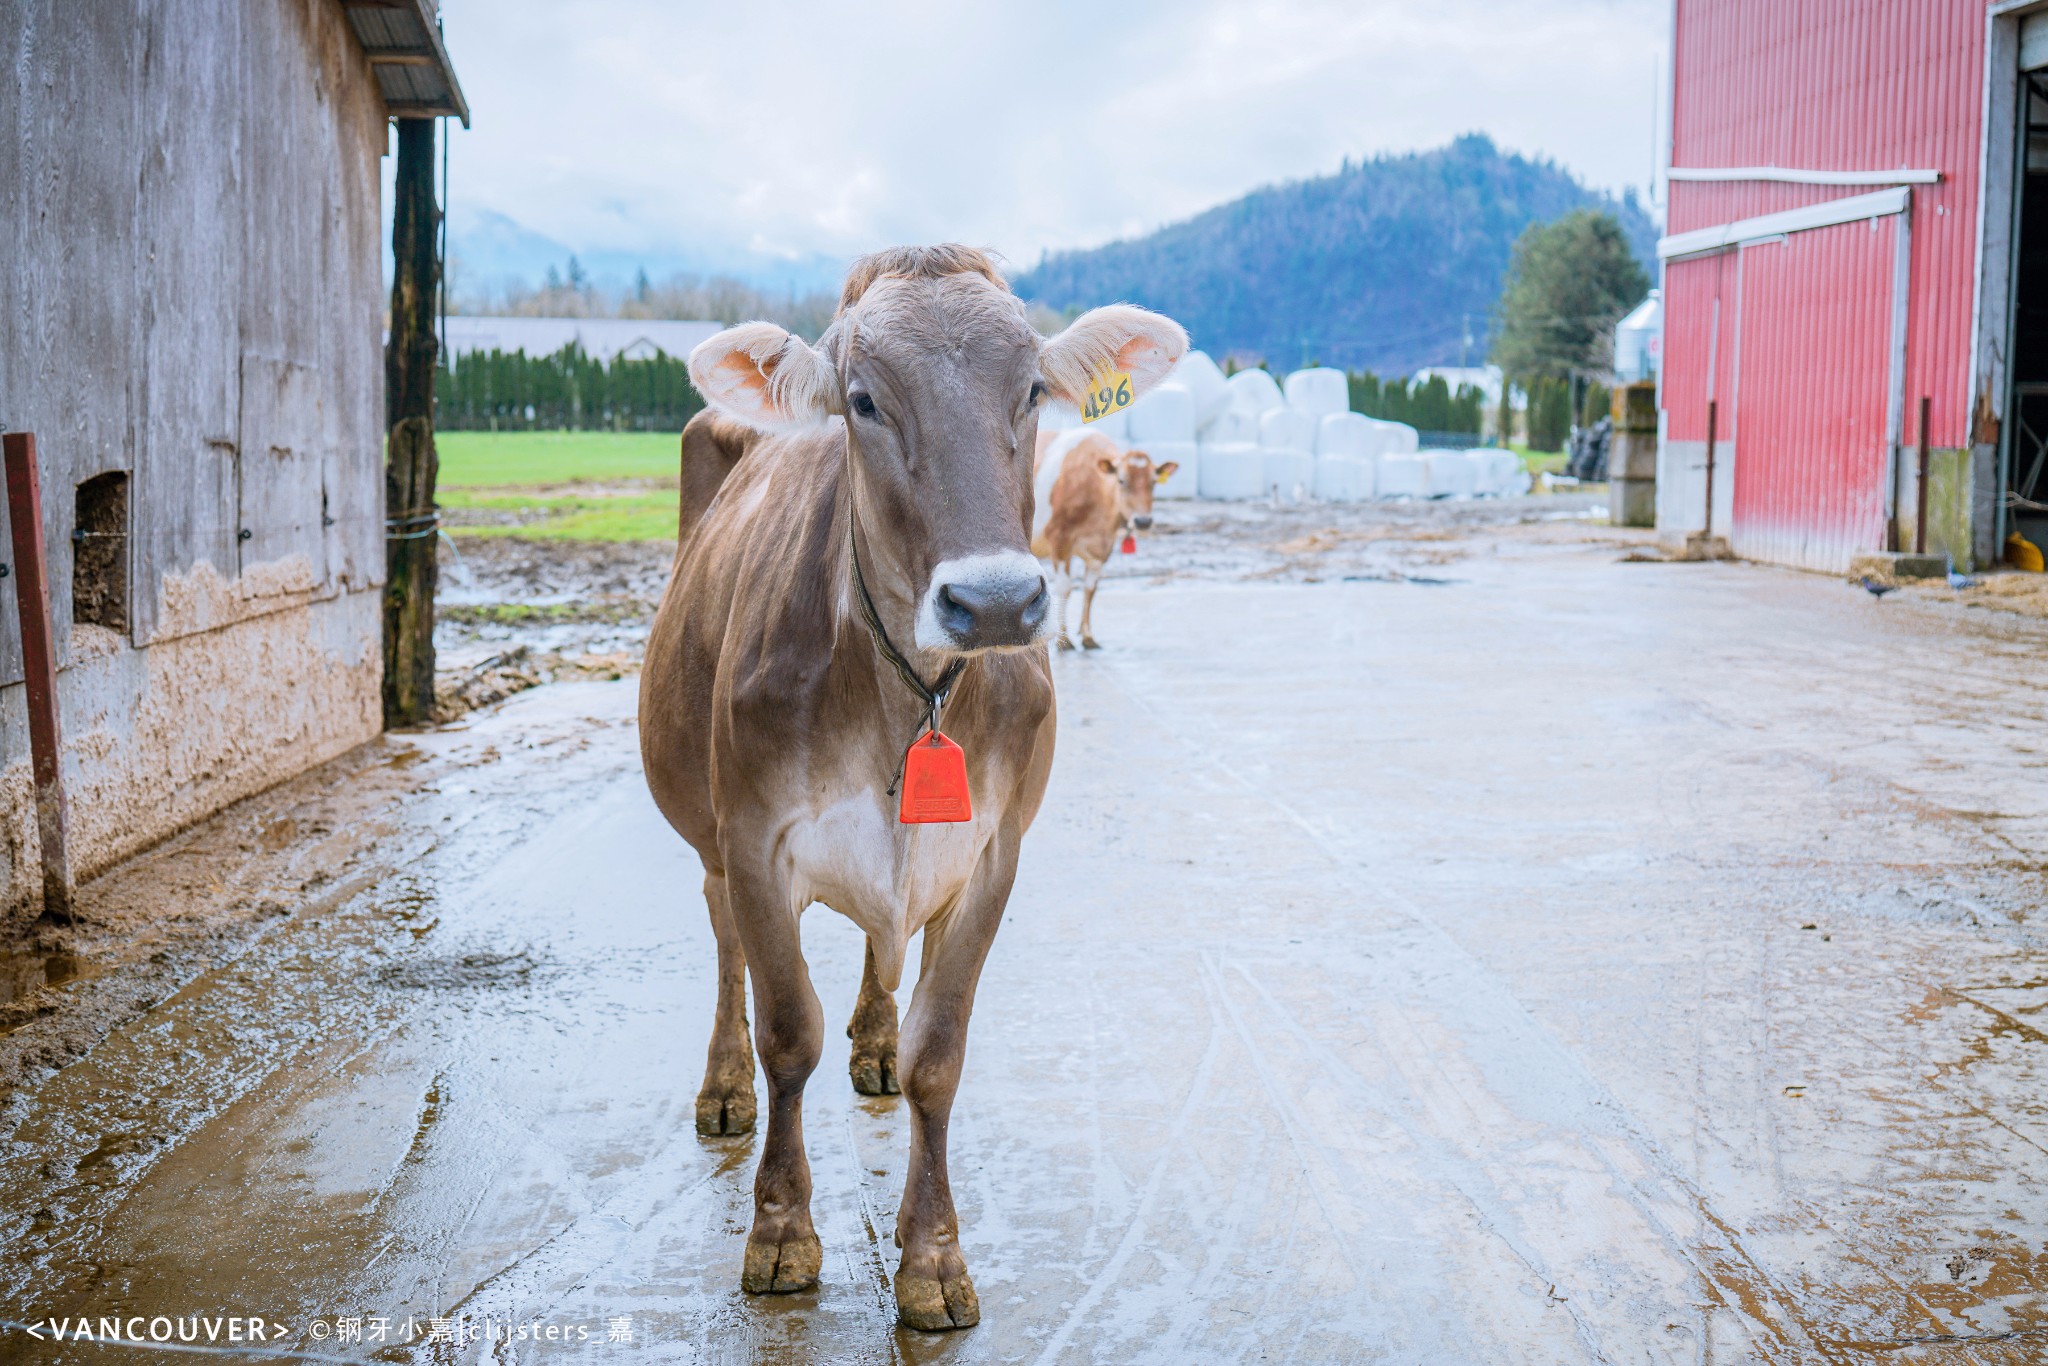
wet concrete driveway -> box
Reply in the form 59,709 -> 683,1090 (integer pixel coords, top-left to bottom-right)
6,533 -> 2048,1363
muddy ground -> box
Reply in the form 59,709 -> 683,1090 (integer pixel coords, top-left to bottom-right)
4,496 -> 2048,1362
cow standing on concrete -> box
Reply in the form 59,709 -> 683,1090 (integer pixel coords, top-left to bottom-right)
1031,430 -> 1178,650
639,246 -> 1185,1330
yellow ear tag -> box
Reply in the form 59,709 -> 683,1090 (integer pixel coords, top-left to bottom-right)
1079,365 -> 1134,424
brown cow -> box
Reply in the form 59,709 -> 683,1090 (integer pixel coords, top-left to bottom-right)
639,245 -> 1184,1330
1030,431 -> 1178,650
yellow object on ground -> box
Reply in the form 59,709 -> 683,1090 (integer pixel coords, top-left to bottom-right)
2008,531 -> 2046,573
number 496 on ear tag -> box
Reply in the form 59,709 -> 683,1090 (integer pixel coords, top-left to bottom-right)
899,731 -> 972,823
1080,366 -> 1133,424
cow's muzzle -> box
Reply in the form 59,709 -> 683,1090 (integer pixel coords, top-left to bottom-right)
918,551 -> 1052,652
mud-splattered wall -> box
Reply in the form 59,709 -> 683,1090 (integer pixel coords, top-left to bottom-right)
0,1 -> 393,913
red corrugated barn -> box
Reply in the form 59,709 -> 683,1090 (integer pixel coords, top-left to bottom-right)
1659,0 -> 2048,573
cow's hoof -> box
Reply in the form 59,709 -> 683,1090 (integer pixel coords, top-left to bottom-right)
1055,635 -> 1075,652
695,1080 -> 756,1136
895,1270 -> 979,1330
742,1230 -> 822,1294
1080,635 -> 1101,651
851,1044 -> 898,1095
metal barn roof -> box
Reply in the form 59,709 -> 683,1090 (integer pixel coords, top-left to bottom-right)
339,0 -> 469,125
442,317 -> 725,364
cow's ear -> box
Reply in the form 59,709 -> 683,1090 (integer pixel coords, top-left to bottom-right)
1097,455 -> 1119,475
688,322 -> 840,431
1040,305 -> 1188,408
1154,461 -> 1179,482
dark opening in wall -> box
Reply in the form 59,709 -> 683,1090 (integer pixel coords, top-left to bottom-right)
72,471 -> 128,633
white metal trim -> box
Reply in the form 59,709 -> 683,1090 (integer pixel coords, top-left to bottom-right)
1885,194 -> 1914,529
1667,166 -> 1941,185
1657,186 -> 1913,260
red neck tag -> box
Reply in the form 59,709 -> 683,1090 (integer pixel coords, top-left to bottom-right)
1121,534 -> 1137,555
899,730 -> 972,823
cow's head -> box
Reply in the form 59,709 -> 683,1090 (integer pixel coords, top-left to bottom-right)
688,245 -> 1186,654
1099,448 -> 1180,533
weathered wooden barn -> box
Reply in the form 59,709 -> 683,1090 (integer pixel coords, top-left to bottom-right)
1659,0 -> 2048,574
0,2 -> 464,913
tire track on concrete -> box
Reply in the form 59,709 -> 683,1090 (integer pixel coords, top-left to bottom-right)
1026,979 -> 1225,1366
1091,639 -> 1814,1363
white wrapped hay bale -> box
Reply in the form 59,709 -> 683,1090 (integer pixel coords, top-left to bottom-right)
1500,454 -> 1533,497
1368,418 -> 1420,454
1126,381 -> 1196,444
1284,367 -> 1350,419
1259,407 -> 1316,502
1225,367 -> 1285,416
1316,411 -> 1374,457
1258,407 -> 1316,455
1425,449 -> 1479,499
1141,439 -> 1198,499
1471,449 -> 1529,497
1262,448 -> 1315,500
1199,407 -> 1260,446
1314,453 -> 1374,502
1198,442 -> 1264,499
1377,453 -> 1428,499
1172,350 -> 1232,425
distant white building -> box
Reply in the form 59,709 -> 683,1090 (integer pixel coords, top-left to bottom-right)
442,316 -> 722,364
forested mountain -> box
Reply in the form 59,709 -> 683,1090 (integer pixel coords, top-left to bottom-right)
1010,135 -> 1657,374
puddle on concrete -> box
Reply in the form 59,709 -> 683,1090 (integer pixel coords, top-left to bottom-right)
0,950 -> 85,1008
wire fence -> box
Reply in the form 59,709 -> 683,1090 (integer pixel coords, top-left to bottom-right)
1416,430 -> 1499,450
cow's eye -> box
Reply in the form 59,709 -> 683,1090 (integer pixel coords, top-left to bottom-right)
850,392 -> 879,419
1027,381 -> 1046,407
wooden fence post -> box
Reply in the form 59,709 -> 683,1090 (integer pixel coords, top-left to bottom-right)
383,116 -> 441,727
2,432 -> 76,922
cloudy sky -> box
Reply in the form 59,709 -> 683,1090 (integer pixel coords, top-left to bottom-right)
435,0 -> 1667,287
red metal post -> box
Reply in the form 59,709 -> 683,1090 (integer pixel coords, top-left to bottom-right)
2,433 -> 75,921
1914,395 -> 1932,556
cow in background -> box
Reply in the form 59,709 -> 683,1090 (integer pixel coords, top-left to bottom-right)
1030,430 -> 1177,650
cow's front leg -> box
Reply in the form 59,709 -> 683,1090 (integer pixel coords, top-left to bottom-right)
696,870 -> 757,1136
892,845 -> 1020,1330
729,866 -> 824,1294
1078,560 -> 1105,650
847,939 -> 899,1095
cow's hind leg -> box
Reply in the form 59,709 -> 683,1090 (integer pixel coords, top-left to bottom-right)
1078,560 -> 1105,650
730,867 -> 825,1294
695,870 -> 757,1136
892,851 -> 1019,1330
847,940 -> 899,1095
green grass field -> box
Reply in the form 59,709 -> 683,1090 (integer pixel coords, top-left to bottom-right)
433,430 -> 1580,542
433,431 -> 683,540
1509,445 -> 1570,476
439,490 -> 681,541
436,430 -> 683,489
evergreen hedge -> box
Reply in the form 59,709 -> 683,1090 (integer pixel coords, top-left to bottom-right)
1345,371 -> 1486,434
436,344 -> 705,432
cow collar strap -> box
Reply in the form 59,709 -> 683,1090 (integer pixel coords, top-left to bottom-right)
847,508 -> 974,823
847,509 -> 964,724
